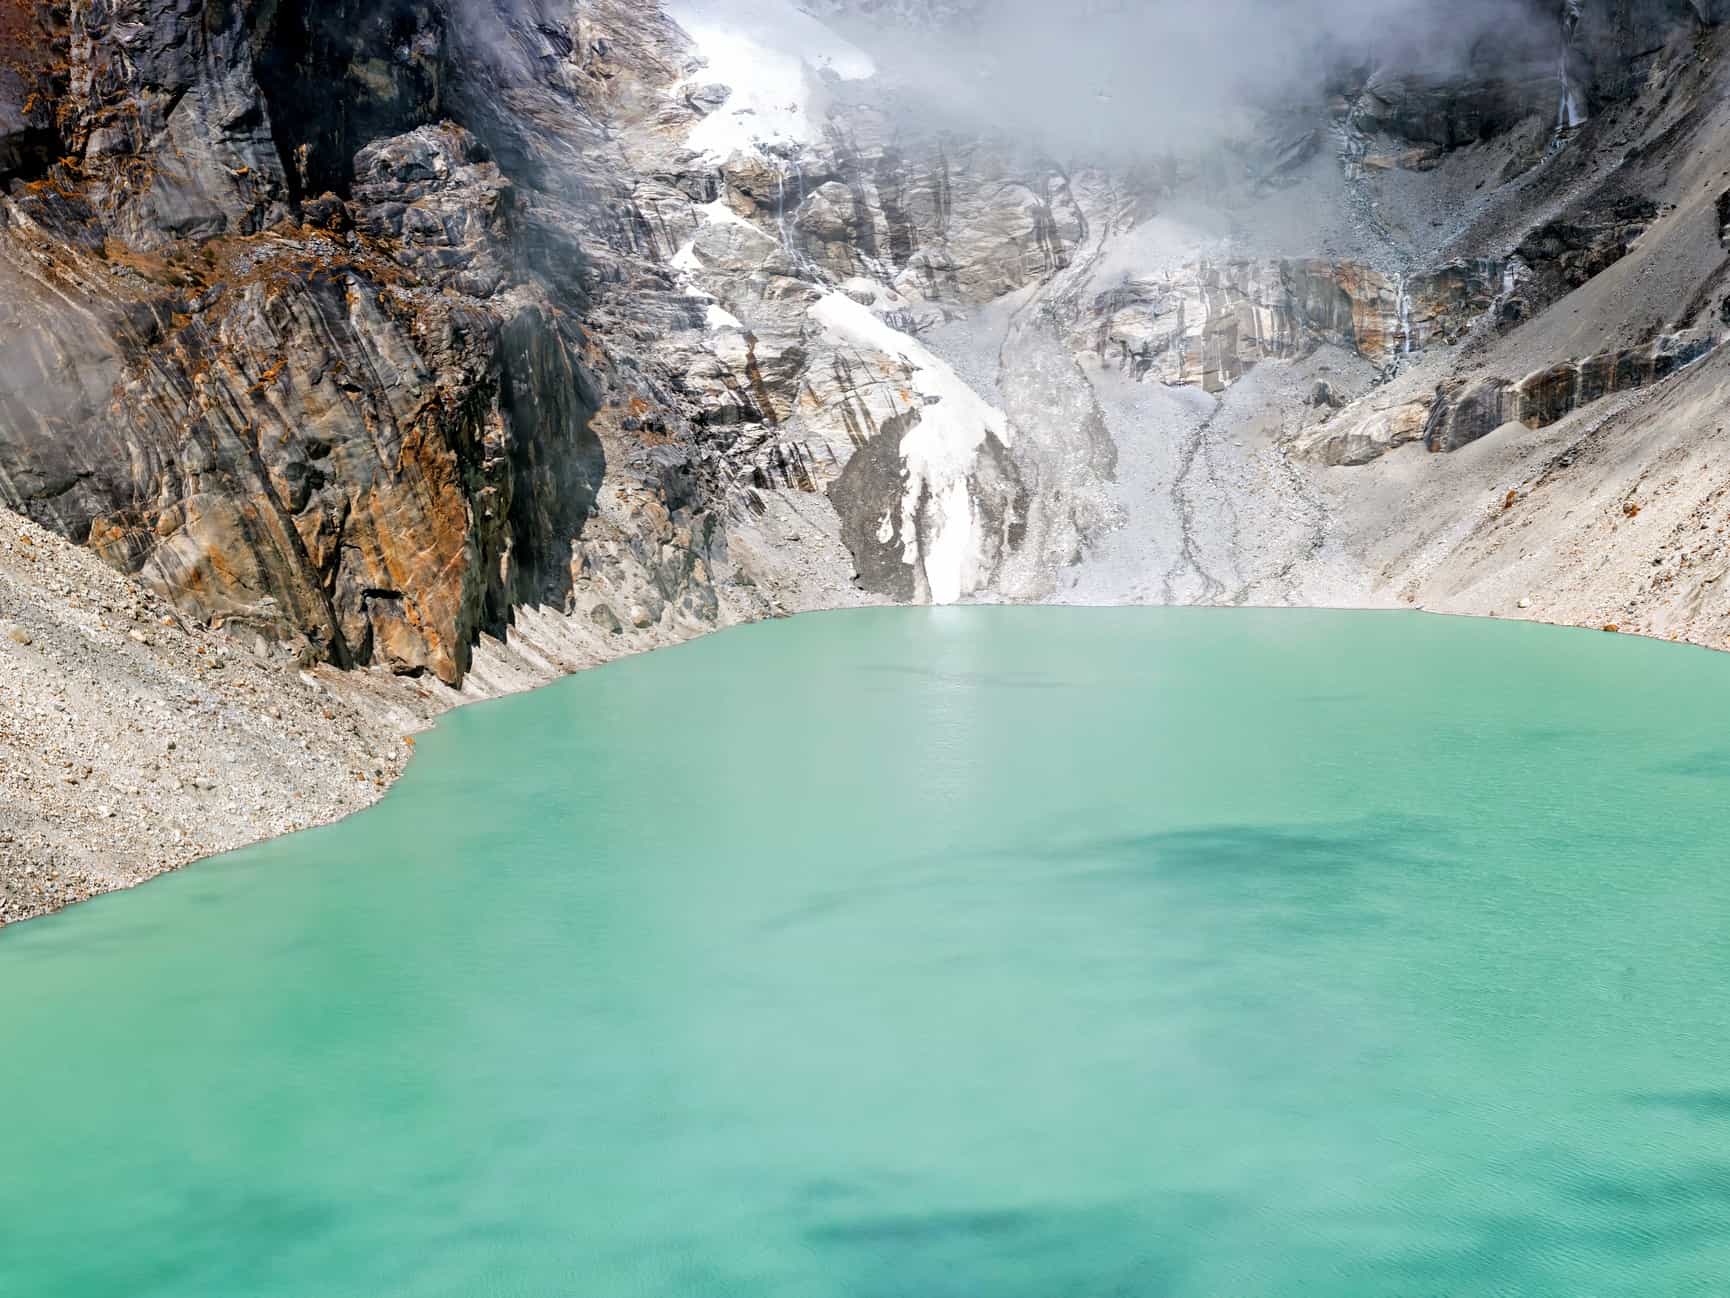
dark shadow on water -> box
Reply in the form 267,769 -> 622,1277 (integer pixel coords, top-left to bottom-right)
802,1195 -> 1234,1298
759,817 -> 1454,939
660,1147 -> 1730,1298
1048,817 -> 1458,942
807,1208 -> 1039,1244
1281,1157 -> 1730,1298
1050,816 -> 1454,880
1651,748 -> 1730,780
1566,1163 -> 1730,1211
27,1185 -> 345,1298
1626,1090 -> 1730,1120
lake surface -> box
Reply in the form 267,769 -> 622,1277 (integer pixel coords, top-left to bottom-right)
4,608 -> 1730,1296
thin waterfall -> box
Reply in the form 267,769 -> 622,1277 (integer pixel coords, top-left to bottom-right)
1397,275 -> 1413,357
1552,1 -> 1588,151
774,155 -> 817,276
775,159 -> 793,258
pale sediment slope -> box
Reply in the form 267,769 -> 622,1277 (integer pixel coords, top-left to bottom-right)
1374,346 -> 1730,647
0,509 -> 447,924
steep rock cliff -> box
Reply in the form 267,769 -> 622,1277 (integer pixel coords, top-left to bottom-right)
0,0 -> 732,687
4,0 -> 1730,679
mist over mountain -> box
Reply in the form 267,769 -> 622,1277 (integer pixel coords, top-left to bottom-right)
803,0 -> 1563,158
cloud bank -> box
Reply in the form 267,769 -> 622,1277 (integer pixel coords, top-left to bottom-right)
822,0 -> 1562,158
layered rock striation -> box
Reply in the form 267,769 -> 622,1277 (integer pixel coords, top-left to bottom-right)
0,0 -> 730,688
4,0 -> 1729,644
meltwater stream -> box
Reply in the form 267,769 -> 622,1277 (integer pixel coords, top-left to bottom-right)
5,608 -> 1730,1296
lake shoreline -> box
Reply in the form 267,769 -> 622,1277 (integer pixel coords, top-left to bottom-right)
5,556 -> 1720,932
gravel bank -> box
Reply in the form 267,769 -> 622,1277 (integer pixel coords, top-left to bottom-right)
0,509 -> 453,926
0,497 -> 814,928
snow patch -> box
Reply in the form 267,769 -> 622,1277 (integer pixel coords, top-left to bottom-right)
810,291 -> 1011,604
839,276 -> 884,303
670,0 -> 874,162
705,303 -> 745,331
696,197 -> 757,232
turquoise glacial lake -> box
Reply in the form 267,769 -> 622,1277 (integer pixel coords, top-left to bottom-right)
4,608 -> 1730,1296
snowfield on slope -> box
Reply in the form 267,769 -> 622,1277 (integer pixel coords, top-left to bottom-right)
669,0 -> 875,162
811,291 -> 1012,605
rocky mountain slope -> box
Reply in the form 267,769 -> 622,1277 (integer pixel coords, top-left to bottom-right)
4,0 -> 1730,919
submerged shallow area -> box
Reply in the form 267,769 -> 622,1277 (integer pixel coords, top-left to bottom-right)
5,607 -> 1730,1296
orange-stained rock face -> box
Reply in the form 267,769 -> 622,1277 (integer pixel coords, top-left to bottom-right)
50,249 -> 508,684
0,120 -> 607,687
1326,261 -> 1403,361
0,0 -> 62,182
0,0 -> 741,687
